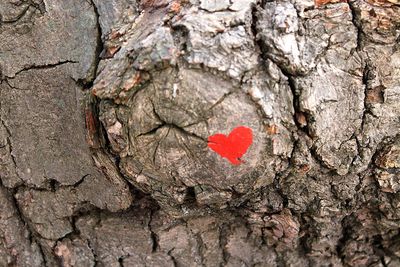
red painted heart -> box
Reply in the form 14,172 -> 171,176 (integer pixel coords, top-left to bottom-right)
208,126 -> 253,165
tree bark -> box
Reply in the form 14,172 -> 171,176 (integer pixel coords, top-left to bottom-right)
1,0 -> 400,266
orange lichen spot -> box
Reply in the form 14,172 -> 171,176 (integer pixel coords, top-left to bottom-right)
122,72 -> 141,91
266,124 -> 279,135
110,30 -> 123,40
103,45 -> 121,58
170,0 -> 182,13
298,164 -> 311,174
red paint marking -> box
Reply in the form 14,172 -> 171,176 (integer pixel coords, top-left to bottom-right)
208,126 -> 253,165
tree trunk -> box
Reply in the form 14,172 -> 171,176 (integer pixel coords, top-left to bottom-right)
1,0 -> 400,266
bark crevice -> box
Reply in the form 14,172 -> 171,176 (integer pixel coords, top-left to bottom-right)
5,60 -> 78,79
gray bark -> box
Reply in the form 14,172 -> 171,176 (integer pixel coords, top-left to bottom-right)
0,0 -> 400,266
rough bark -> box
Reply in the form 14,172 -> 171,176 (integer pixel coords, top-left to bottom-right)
0,0 -> 400,266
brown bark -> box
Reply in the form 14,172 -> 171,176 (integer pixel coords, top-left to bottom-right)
1,0 -> 400,266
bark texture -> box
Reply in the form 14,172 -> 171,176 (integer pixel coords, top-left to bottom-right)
0,0 -> 400,266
